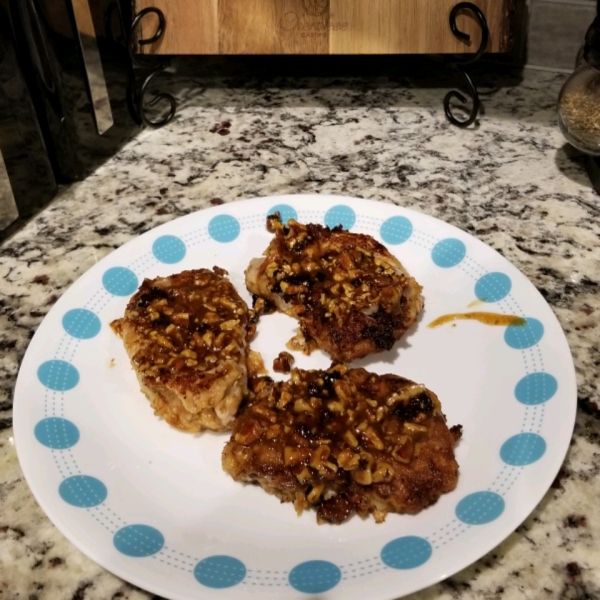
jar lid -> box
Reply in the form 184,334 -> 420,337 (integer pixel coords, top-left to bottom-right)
583,2 -> 600,68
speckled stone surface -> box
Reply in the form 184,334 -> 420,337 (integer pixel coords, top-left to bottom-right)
1,63 -> 599,600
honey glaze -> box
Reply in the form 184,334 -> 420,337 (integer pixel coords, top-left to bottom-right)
428,312 -> 526,329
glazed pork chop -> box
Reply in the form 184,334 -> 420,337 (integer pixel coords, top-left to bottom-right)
111,268 -> 253,432
222,364 -> 461,524
245,214 -> 423,363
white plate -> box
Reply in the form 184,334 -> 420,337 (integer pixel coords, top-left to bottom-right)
14,195 -> 576,600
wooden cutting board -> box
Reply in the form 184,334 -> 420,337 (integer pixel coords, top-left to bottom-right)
134,0 -> 514,55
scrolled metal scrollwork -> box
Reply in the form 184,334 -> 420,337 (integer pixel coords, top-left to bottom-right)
444,2 -> 489,128
127,7 -> 176,128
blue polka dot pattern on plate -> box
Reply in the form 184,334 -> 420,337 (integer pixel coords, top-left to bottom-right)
59,475 -> 107,507
475,272 -> 512,303
152,235 -> 186,264
431,238 -> 467,268
324,205 -> 356,230
102,267 -> 138,296
113,524 -> 164,557
34,418 -> 80,449
194,556 -> 246,589
37,360 -> 79,391
456,491 -> 505,525
504,318 -> 544,349
515,372 -> 558,405
62,308 -> 101,339
500,433 -> 547,466
208,215 -> 240,243
289,560 -> 341,594
381,536 -> 432,570
380,216 -> 413,245
268,204 -> 297,224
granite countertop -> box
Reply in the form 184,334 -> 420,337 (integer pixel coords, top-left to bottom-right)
1,63 -> 599,600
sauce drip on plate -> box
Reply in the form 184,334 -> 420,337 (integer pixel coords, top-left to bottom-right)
428,312 -> 526,329
467,298 -> 486,308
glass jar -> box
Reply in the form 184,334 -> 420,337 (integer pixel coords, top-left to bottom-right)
558,64 -> 600,155
575,44 -> 585,68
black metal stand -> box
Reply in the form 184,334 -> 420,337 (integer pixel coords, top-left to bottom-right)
444,2 -> 489,128
126,7 -> 176,128
121,5 -> 489,130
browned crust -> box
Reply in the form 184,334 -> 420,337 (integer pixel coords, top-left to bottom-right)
222,365 -> 461,524
245,215 -> 423,363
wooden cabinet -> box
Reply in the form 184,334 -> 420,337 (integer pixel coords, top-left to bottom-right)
134,0 -> 514,55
